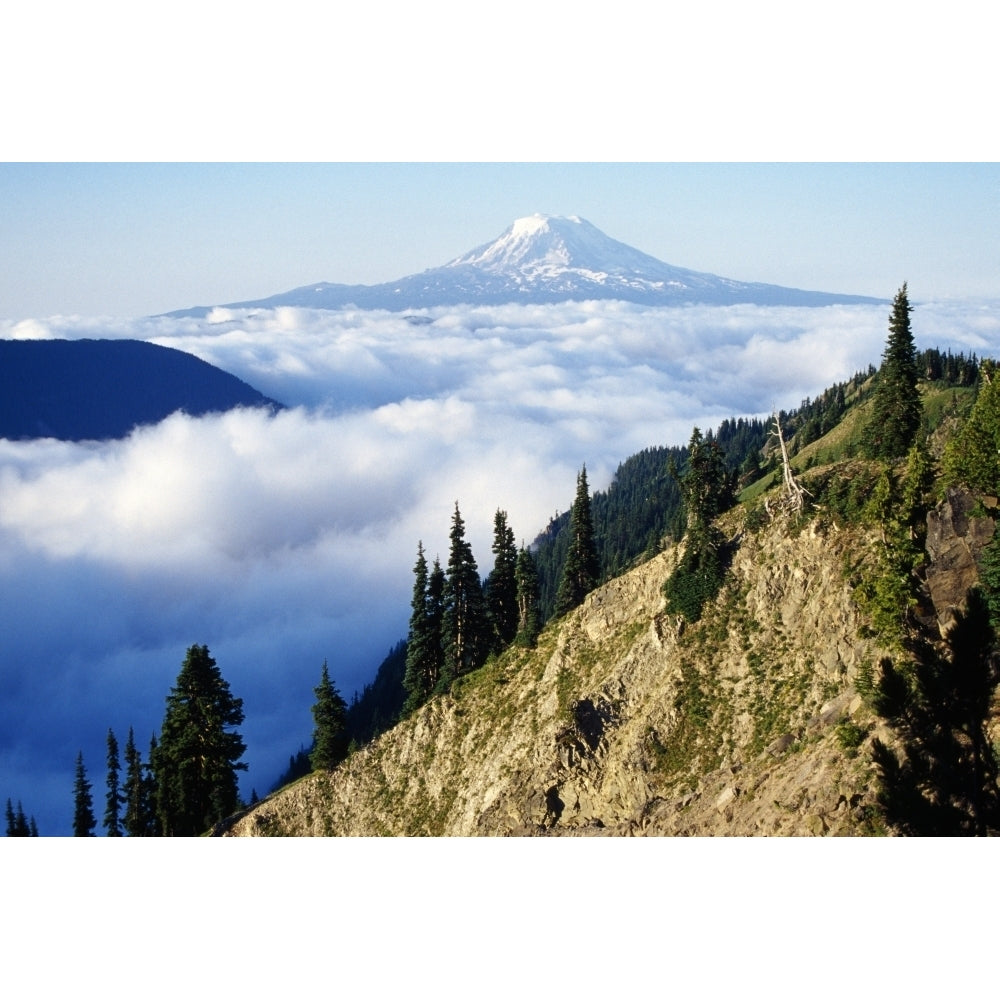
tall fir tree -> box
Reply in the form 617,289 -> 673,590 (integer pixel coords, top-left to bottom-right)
72,751 -> 96,837
663,427 -> 731,623
439,503 -> 488,689
5,798 -> 32,837
862,283 -> 922,461
403,542 -> 444,713
146,734 -> 160,833
943,359 -> 1000,493
514,545 -> 542,648
553,466 -> 600,618
122,727 -> 156,836
486,509 -> 519,652
153,644 -> 247,836
103,728 -> 123,837
310,660 -> 349,771
676,427 -> 729,533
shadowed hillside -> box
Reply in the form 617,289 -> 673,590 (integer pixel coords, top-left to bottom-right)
0,339 -> 281,441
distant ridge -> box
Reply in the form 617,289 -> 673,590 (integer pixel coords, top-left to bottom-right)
163,214 -> 887,318
0,339 -> 282,441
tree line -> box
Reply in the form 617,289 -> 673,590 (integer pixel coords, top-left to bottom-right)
400,469 -> 598,716
59,642 -> 350,836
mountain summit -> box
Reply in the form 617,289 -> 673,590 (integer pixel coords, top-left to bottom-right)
165,214 -> 884,317
447,213 -> 670,279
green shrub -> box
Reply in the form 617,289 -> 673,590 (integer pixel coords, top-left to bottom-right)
836,720 -> 869,756
663,527 -> 729,623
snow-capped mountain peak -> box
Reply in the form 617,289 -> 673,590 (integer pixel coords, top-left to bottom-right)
163,214 -> 886,318
448,213 -> 668,281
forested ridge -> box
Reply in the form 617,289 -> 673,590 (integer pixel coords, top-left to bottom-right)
233,285 -> 1000,837
306,327 -> 988,789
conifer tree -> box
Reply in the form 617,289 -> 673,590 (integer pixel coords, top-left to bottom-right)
103,728 -> 124,837
403,542 -> 444,712
310,660 -> 349,771
663,428 -> 731,622
5,800 -> 34,837
554,466 -> 600,618
123,727 -> 155,837
73,751 -> 96,837
869,587 -> 1000,834
676,427 -> 729,532
862,283 -> 922,461
153,644 -> 247,836
5,798 -> 30,837
943,359 -> 1000,493
486,509 -> 519,652
146,734 -> 159,832
515,545 -> 542,648
439,503 -> 488,688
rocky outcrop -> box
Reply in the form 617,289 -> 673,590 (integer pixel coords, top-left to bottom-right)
224,511 -> 904,837
925,487 -> 995,632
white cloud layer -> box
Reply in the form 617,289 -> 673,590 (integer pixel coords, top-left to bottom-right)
2,297 -> 997,833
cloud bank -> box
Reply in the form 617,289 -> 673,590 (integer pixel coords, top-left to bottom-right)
2,297 -> 996,833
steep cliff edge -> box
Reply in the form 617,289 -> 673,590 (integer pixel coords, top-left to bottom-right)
224,501 -> 956,836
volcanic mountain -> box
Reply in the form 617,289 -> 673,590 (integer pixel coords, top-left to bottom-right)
164,214 -> 885,317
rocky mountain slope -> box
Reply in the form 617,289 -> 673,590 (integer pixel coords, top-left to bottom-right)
223,482 -> 992,837
167,215 -> 883,317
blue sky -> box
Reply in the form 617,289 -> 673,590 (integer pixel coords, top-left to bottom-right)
2,162 -> 999,319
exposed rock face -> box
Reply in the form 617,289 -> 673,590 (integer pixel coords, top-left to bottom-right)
925,487 -> 995,632
224,512 -> 907,837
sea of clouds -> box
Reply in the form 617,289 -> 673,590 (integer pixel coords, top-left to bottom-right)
2,297 -> 997,834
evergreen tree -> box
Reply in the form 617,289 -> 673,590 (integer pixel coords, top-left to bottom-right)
310,660 -> 349,771
427,558 -> 445,668
145,734 -> 159,832
403,542 -> 443,713
978,529 -> 1000,630
486,509 -> 519,652
676,427 -> 729,532
855,438 -> 933,648
72,751 -> 96,837
153,644 -> 247,836
943,360 -> 1000,493
439,503 -> 488,689
122,727 -> 156,837
663,428 -> 731,622
345,640 -> 410,747
11,801 -> 33,837
553,466 -> 600,618
862,283 -> 922,461
5,798 -> 31,837
869,587 -> 1000,834
103,728 -> 123,837
514,545 -> 542,648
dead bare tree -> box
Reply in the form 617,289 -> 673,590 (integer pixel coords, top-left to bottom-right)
766,412 -> 810,516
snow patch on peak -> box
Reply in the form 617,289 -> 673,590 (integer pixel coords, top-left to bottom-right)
509,213 -> 552,236
448,213 -> 676,286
